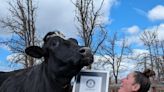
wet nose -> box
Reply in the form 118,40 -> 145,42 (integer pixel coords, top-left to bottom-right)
79,47 -> 92,56
79,47 -> 93,65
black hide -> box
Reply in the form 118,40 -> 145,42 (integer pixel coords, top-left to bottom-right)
0,32 -> 93,92
0,69 -> 25,86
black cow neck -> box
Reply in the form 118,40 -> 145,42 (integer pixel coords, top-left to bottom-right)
43,57 -> 72,91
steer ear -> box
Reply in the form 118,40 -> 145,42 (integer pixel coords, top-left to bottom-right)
25,46 -> 44,58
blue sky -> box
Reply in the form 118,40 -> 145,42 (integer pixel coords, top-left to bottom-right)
108,0 -> 164,50
109,0 -> 164,30
0,0 -> 164,71
0,47 -> 21,71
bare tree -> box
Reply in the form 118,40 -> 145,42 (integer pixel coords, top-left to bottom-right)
72,0 -> 107,69
0,0 -> 38,68
160,41 -> 164,77
140,30 -> 157,70
100,32 -> 131,84
140,29 -> 164,80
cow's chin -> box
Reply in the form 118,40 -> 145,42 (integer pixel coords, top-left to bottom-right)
81,56 -> 93,66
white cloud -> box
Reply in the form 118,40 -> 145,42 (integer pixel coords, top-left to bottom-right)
148,5 -> 164,21
126,35 -> 142,46
0,0 -> 12,38
122,24 -> 164,47
36,0 -> 77,38
36,0 -> 117,38
0,28 -> 12,38
93,55 -> 138,78
121,25 -> 142,46
132,49 -> 149,56
157,24 -> 164,41
126,25 -> 140,34
144,23 -> 164,41
0,0 -> 10,17
95,0 -> 118,24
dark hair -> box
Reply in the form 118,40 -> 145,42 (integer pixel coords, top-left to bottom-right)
133,69 -> 155,92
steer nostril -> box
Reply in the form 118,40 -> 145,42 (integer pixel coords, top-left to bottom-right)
79,49 -> 86,53
79,47 -> 92,56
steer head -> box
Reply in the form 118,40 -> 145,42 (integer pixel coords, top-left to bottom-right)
25,32 -> 93,77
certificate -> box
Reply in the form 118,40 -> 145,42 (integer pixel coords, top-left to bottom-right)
73,70 -> 109,92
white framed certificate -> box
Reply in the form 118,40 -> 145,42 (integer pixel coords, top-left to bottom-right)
72,70 -> 109,92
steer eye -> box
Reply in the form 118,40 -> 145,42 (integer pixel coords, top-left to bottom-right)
52,41 -> 59,47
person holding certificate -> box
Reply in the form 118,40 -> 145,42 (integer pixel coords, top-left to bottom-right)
118,69 -> 155,92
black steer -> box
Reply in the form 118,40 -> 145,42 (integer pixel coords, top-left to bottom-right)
0,32 -> 93,92
0,69 -> 23,86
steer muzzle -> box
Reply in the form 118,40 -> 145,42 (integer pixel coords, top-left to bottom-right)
79,47 -> 93,65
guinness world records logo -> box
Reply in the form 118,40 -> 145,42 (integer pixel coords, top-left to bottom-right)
86,79 -> 95,88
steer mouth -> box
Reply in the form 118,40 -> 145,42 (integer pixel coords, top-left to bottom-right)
81,56 -> 94,66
